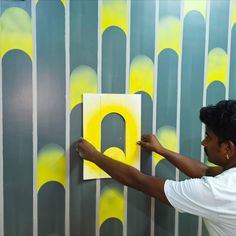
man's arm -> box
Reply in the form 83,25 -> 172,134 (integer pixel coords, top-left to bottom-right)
138,134 -> 223,178
77,139 -> 171,206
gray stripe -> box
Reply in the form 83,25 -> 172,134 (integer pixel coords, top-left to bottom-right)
151,1 -> 159,235
175,0 -> 184,235
65,0 -> 70,235
32,1 -> 38,236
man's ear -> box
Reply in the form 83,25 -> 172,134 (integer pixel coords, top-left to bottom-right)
226,140 -> 235,158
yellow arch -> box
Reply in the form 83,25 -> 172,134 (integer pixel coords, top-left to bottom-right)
153,126 -> 178,167
34,0 -> 66,8
157,17 -> 181,56
0,7 -> 32,59
129,55 -> 154,100
102,0 -> 128,35
83,94 -> 141,179
99,185 -> 124,227
232,1 -> 236,28
70,65 -> 97,111
37,144 -> 66,192
206,48 -> 228,88
183,0 -> 206,19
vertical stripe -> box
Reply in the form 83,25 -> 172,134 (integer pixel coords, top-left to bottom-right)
65,0 -> 70,235
32,1 -> 38,236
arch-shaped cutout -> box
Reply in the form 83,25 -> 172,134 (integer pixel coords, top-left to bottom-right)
83,94 -> 141,179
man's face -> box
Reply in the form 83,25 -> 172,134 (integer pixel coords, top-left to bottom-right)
201,127 -> 226,166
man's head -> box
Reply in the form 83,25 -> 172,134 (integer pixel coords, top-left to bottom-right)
200,100 -> 236,167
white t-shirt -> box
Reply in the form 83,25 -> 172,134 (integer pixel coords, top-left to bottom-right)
164,167 -> 236,236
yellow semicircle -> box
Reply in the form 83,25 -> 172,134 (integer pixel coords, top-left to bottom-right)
232,1 -> 236,28
99,186 -> 124,227
37,144 -> 66,192
153,126 -> 178,167
157,17 -> 181,56
70,65 -> 97,111
0,7 -> 32,59
206,48 -> 228,88
102,0 -> 128,35
183,0 -> 206,19
34,0 -> 65,8
129,55 -> 154,99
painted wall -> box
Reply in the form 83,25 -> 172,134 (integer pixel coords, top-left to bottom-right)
0,0 -> 236,235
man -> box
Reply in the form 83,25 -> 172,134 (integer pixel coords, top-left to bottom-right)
77,100 -> 236,236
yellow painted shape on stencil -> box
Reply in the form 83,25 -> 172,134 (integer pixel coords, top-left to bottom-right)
157,17 -> 181,56
102,0 -> 128,35
206,48 -> 228,88
37,144 -> 66,192
99,186 -> 124,227
83,94 -> 141,180
0,7 -> 32,59
232,1 -> 236,28
70,65 -> 97,111
183,0 -> 206,19
129,55 -> 154,100
34,0 -> 66,8
153,126 -> 178,167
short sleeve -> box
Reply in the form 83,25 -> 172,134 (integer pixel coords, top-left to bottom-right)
164,178 -> 218,220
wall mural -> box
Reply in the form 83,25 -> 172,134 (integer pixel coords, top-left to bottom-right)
0,0 -> 236,236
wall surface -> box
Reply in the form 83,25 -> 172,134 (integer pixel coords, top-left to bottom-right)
0,0 -> 236,236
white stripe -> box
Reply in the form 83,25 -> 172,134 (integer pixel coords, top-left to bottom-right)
65,0 -> 70,235
0,6 -> 4,234
226,0 -> 233,100
96,1 -> 102,236
199,1 -> 211,236
150,0 -> 159,235
123,0 -> 131,235
32,1 -> 38,236
175,0 -> 184,235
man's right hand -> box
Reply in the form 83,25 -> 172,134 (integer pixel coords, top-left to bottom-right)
137,134 -> 165,154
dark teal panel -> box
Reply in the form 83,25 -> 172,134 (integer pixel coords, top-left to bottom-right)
156,49 -> 178,128
2,50 -> 33,236
102,27 -> 126,93
208,0 -> 229,52
100,218 -> 123,236
159,0 -> 180,18
38,182 -> 65,236
70,104 -> 96,236
70,0 -> 98,72
36,0 -> 65,150
130,0 -> 155,61
155,160 -> 175,236
155,49 -> 178,236
179,11 -> 205,236
229,25 -> 236,99
206,81 -> 225,106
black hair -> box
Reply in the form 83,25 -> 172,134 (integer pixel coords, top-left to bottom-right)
200,100 -> 236,144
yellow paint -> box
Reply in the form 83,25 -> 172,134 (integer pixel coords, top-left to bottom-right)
0,7 -> 32,59
232,1 -> 236,28
83,94 -> 141,179
129,55 -> 154,100
102,0 -> 128,35
153,126 -> 178,167
206,48 -> 228,88
157,17 -> 181,56
37,144 -> 66,192
99,186 -> 124,227
70,65 -> 97,111
35,0 -> 66,8
183,0 -> 206,19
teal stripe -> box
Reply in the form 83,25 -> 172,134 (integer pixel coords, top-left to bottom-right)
179,11 -> 205,236
102,27 -> 126,93
38,182 -> 65,236
70,0 -> 98,72
159,0 -> 180,18
130,0 -> 155,61
206,81 -> 225,106
208,0 -> 230,52
3,50 -> 33,236
229,25 -> 236,99
36,1 -> 66,234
